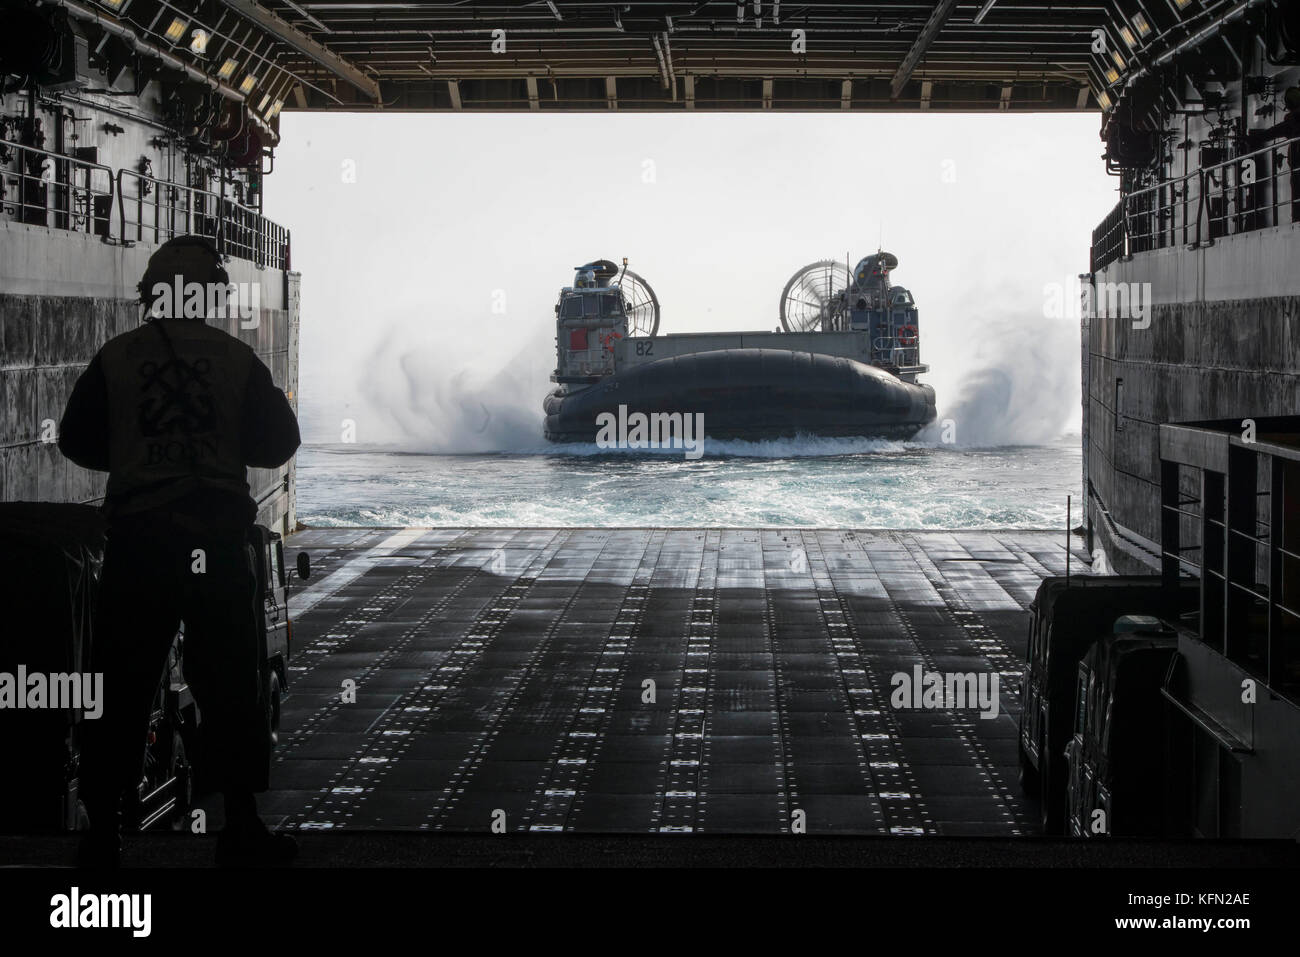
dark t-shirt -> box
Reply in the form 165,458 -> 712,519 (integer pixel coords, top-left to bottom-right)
59,318 -> 301,530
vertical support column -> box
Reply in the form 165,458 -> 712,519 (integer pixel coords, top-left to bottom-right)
285,270 -> 301,535
1225,445 -> 1256,662
1080,275 -> 1091,545
1202,468 -> 1225,652
1268,455 -> 1284,686
1161,458 -> 1181,589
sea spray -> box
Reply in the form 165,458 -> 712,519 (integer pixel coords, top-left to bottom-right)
918,310 -> 1080,448
308,300 -> 1077,453
344,321 -> 551,452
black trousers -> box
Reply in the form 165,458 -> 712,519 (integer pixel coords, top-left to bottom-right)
80,515 -> 269,828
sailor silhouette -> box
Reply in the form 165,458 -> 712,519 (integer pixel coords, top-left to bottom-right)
58,235 -> 301,868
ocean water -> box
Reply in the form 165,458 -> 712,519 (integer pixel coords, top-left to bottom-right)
295,436 -> 1082,529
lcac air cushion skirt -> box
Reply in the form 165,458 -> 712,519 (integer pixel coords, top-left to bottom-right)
544,348 -> 937,442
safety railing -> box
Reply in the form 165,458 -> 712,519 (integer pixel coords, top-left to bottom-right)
220,196 -> 290,270
1202,137 -> 1299,241
1090,135 -> 1299,273
117,168 -> 222,248
871,335 -> 921,367
1124,165 -> 1204,256
1,139 -> 288,271
1160,417 -> 1300,696
1091,198 -> 1125,272
0,139 -> 114,236
117,169 -> 289,270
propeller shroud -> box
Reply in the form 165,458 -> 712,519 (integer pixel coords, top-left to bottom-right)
779,260 -> 853,333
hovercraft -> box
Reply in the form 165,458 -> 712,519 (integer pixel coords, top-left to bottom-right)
542,254 -> 936,444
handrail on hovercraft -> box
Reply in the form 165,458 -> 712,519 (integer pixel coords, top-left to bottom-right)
779,250 -> 924,374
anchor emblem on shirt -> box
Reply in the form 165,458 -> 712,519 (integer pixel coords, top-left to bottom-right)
136,356 -> 216,437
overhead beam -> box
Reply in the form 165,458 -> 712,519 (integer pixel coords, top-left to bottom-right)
49,0 -> 278,137
889,0 -> 960,99
216,0 -> 381,100
972,0 -> 998,25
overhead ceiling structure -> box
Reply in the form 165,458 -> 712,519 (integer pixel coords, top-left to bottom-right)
266,0 -> 1110,111
27,0 -> 1275,123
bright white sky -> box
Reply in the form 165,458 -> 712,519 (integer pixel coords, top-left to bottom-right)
267,111 -> 1117,449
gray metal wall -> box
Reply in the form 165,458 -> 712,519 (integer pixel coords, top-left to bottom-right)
0,221 -> 299,535
1085,231 -> 1300,572
1083,45 -> 1300,573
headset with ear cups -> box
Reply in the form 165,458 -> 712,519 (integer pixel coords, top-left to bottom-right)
137,235 -> 231,312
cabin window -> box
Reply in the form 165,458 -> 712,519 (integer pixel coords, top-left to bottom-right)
270,539 -> 285,588
601,294 -> 624,317
1115,378 -> 1125,432
561,297 -> 585,319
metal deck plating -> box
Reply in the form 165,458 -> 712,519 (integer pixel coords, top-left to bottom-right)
265,527 -> 1087,836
